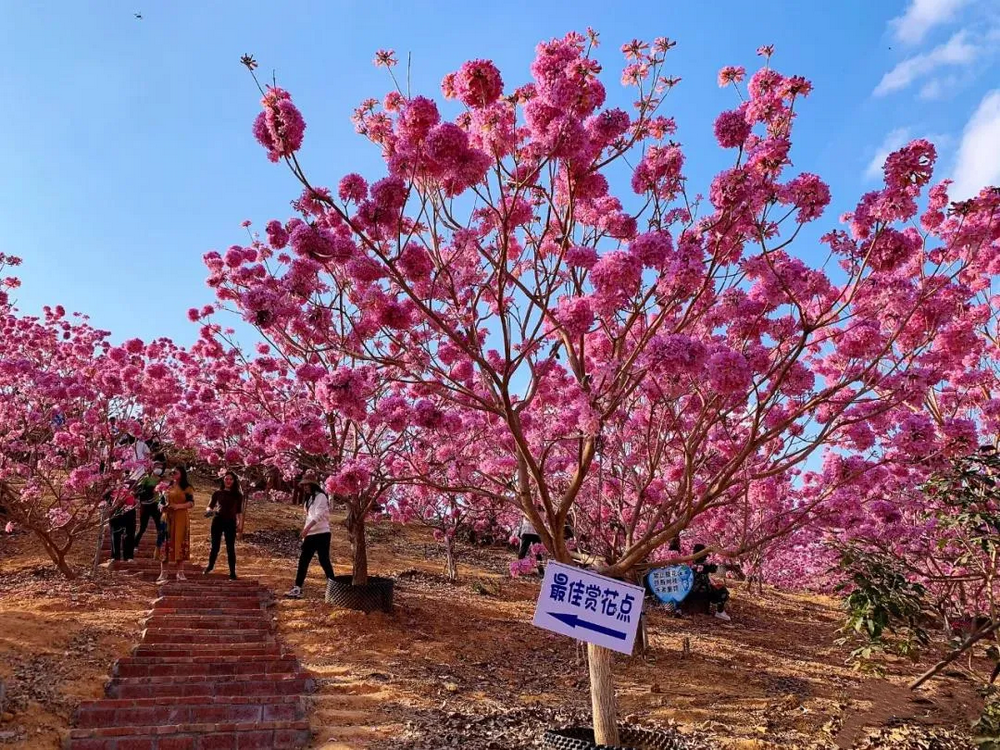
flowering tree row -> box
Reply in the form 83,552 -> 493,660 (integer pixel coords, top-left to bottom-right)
1,28 -> 995,743
0,253 -> 187,576
201,31 -> 1000,743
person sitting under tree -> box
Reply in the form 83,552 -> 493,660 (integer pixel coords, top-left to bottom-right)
685,544 -> 731,621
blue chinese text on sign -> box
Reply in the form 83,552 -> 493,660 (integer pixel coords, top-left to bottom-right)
646,565 -> 693,604
532,561 -> 645,655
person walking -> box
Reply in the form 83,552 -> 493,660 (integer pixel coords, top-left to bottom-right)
125,433 -> 151,481
516,514 -> 542,560
108,491 -> 137,563
134,463 -> 164,548
285,471 -> 335,599
204,471 -> 243,580
156,466 -> 195,584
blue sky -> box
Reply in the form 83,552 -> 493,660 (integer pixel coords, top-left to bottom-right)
2,0 -> 998,346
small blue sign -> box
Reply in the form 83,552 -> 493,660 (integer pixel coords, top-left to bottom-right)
647,565 -> 693,604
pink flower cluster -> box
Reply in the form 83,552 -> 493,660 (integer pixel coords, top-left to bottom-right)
253,87 -> 306,163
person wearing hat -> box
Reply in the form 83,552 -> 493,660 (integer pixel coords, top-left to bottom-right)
285,470 -> 335,599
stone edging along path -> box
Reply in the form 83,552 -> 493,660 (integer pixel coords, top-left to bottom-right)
64,531 -> 314,749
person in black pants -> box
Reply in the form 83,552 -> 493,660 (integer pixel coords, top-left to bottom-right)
204,471 -> 244,579
134,464 -> 164,547
516,515 -> 542,560
109,496 -> 137,562
285,472 -> 334,599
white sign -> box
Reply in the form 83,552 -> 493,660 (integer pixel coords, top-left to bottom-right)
532,561 -> 644,655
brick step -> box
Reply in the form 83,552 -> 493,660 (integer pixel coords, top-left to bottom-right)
101,540 -> 157,549
147,596 -> 271,611
101,551 -> 160,561
156,581 -> 264,593
67,719 -> 311,749
75,697 -> 306,728
148,596 -> 267,607
140,626 -> 273,640
111,560 -> 203,571
114,658 -> 298,679
120,653 -> 291,666
152,596 -> 264,610
132,645 -> 284,659
79,695 -> 303,709
108,674 -> 313,699
148,607 -> 265,618
140,615 -> 273,631
142,629 -> 277,646
101,536 -> 157,548
101,549 -> 157,557
137,574 -> 208,585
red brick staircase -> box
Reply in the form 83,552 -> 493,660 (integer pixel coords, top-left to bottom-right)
66,521 -> 313,749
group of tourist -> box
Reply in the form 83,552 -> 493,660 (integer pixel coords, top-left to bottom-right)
108,436 -> 730,615
106,453 -> 223,583
106,445 -> 336,595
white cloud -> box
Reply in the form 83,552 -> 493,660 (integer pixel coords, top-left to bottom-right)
917,74 -> 964,99
874,31 -> 979,96
918,79 -> 945,99
890,0 -> 971,45
951,89 -> 1000,199
866,128 -> 912,179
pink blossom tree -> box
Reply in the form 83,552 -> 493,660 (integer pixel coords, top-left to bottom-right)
387,409 -> 516,580
0,256 -> 165,577
182,246 -> 426,585
233,34 -> 998,741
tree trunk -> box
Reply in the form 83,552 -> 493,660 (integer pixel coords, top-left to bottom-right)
911,619 -> 1000,689
238,490 -> 248,540
38,532 -> 76,579
350,511 -> 369,586
637,612 -> 649,655
587,642 -> 619,745
444,536 -> 458,582
53,548 -> 76,579
92,507 -> 107,575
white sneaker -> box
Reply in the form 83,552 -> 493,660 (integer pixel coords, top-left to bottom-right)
176,571 -> 187,581
155,575 -> 169,585
285,586 -> 303,599
714,610 -> 731,622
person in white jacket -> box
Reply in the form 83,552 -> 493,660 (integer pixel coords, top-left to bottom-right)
285,471 -> 336,599
516,515 -> 542,560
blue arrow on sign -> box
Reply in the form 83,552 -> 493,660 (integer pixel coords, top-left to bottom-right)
549,612 -> 627,640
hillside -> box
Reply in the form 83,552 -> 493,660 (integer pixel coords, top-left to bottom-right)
0,478 -> 983,749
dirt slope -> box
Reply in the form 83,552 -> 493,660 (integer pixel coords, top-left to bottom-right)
0,482 -> 983,749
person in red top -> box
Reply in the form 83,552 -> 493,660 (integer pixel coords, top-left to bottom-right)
203,471 -> 244,580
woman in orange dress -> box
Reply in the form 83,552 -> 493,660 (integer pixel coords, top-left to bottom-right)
156,466 -> 194,584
